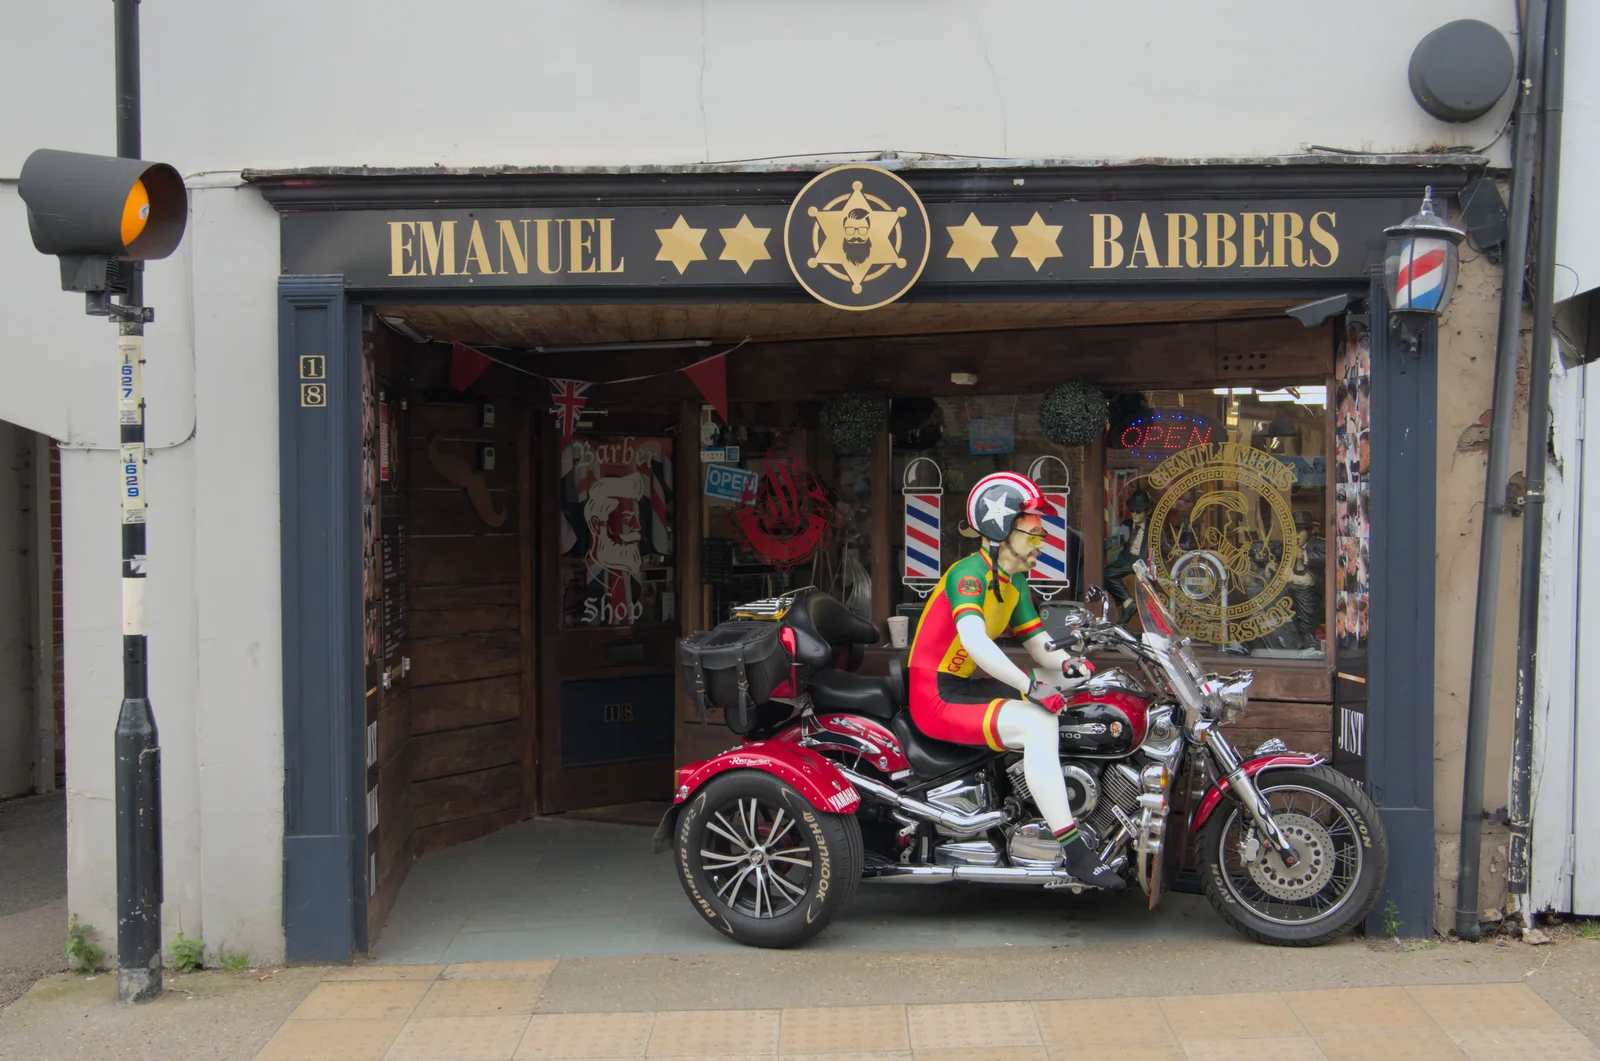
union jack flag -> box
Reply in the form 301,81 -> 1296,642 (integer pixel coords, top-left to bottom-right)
549,378 -> 592,446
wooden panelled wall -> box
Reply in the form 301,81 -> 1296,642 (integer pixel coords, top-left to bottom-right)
366,325 -> 536,944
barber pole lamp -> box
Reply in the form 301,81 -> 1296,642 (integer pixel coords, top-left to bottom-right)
1027,456 -> 1071,599
901,458 -> 943,599
1383,186 -> 1465,355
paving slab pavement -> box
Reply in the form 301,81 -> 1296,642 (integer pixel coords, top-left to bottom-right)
5,936 -> 1600,1061
0,793 -> 67,1009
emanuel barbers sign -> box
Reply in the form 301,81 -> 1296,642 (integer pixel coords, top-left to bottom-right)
277,164 -> 1417,309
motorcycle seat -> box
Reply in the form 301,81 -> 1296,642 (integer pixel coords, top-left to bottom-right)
890,712 -> 998,780
801,592 -> 880,647
809,668 -> 899,721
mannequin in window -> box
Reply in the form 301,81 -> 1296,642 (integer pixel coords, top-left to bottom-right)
1103,489 -> 1153,624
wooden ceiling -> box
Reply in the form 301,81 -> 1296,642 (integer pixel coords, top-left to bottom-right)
375,299 -> 1298,349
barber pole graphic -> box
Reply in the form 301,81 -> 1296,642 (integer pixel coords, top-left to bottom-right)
1390,237 -> 1450,312
902,458 -> 944,598
1027,456 -> 1071,599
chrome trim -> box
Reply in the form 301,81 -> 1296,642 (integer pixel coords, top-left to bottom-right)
1253,737 -> 1289,757
837,766 -> 1007,836
1060,762 -> 1101,819
933,840 -> 1002,867
861,863 -> 1108,887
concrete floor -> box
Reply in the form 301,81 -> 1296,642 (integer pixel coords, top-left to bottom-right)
0,793 -> 67,1008
373,817 -> 1235,964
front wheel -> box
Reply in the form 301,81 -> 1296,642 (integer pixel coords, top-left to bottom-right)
674,770 -> 861,948
1197,765 -> 1387,946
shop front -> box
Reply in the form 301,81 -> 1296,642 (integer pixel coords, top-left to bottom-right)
261,161 -> 1457,959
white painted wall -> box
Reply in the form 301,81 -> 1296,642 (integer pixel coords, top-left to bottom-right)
1,0 -> 1515,181
1531,352 -> 1583,913
57,182 -> 284,964
1557,0 -> 1600,300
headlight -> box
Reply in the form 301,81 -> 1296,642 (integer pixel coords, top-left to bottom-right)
1217,673 -> 1252,722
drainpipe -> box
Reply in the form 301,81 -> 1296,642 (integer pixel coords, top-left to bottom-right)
1455,0 -> 1549,942
1507,0 -> 1566,917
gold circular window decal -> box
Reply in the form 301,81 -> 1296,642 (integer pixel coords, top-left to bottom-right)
783,165 -> 930,311
1147,442 -> 1302,644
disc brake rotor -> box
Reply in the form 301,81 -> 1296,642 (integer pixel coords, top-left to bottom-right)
1245,813 -> 1336,901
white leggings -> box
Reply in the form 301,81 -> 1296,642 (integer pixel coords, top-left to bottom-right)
995,700 -> 1074,834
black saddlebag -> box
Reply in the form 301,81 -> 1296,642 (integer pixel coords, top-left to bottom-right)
678,621 -> 791,734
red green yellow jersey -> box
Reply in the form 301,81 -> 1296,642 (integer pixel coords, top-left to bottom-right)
908,549 -> 1046,677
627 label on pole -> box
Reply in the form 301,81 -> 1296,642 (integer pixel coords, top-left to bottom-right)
119,336 -> 146,524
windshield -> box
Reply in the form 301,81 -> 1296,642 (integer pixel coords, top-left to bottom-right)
1133,561 -> 1180,641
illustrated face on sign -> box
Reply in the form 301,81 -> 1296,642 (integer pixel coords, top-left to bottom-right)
585,471 -> 647,578
842,208 -> 873,264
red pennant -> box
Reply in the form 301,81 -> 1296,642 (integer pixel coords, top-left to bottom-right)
682,354 -> 728,419
449,342 -> 493,391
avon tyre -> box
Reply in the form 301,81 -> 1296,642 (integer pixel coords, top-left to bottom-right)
1197,765 -> 1388,946
674,770 -> 861,948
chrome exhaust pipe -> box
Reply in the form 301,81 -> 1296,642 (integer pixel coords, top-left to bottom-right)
862,863 -> 1088,886
837,767 -> 1008,834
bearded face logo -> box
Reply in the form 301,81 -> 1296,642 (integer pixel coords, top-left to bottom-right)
785,165 -> 930,311
841,208 -> 873,265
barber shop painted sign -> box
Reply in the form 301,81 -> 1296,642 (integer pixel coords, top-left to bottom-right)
560,435 -> 675,628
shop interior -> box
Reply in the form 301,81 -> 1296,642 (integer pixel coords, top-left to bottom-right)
356,299 -> 1344,951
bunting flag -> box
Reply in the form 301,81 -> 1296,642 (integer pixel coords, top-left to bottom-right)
550,378 -> 593,446
448,341 -> 493,391
681,353 -> 728,419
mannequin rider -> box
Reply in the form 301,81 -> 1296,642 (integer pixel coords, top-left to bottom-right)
907,472 -> 1125,890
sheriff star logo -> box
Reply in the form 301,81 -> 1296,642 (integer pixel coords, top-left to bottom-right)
808,181 -> 907,295
784,165 -> 930,312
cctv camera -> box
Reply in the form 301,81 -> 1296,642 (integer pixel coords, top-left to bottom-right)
1285,294 -> 1355,329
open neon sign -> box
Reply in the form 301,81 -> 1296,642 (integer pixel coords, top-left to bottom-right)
1115,408 -> 1223,460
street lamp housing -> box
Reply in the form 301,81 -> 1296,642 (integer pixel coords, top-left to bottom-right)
1383,187 -> 1466,353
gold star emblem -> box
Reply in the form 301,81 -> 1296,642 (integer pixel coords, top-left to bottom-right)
808,181 -> 907,293
946,213 -> 999,272
718,215 -> 772,275
1010,212 -> 1063,271
655,216 -> 707,274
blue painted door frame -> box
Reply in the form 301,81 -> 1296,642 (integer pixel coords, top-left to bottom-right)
1364,273 -> 1439,937
274,273 -> 1440,957
278,276 -> 367,962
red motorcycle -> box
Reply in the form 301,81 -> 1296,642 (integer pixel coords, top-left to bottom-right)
660,561 -> 1386,948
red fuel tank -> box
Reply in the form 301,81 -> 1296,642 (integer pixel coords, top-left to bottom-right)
1059,689 -> 1150,757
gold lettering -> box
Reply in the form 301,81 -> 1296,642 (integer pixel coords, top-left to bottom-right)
569,218 -> 597,274
1204,213 -> 1238,268
598,218 -> 625,273
1167,213 -> 1201,269
419,221 -> 457,276
497,220 -> 530,275
1091,214 -> 1125,269
1309,211 -> 1339,267
1129,214 -> 1163,268
535,219 -> 564,274
1242,212 -> 1269,268
460,220 -> 495,275
1271,212 -> 1307,268
388,221 -> 418,277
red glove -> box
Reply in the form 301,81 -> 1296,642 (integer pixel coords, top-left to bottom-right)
1027,679 -> 1068,714
1063,658 -> 1095,681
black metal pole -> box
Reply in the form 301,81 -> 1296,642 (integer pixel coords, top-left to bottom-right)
1456,0 -> 1549,942
112,0 -> 162,1004
1508,0 -> 1566,905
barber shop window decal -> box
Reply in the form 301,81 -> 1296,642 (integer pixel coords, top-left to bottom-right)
560,435 -> 675,628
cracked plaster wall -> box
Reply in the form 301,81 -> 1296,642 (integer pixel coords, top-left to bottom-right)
1432,245 -> 1529,931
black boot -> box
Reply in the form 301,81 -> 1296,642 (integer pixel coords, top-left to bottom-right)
1057,827 -> 1127,891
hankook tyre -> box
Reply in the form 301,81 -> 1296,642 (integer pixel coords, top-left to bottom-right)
674,770 -> 862,948
1197,765 -> 1387,946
